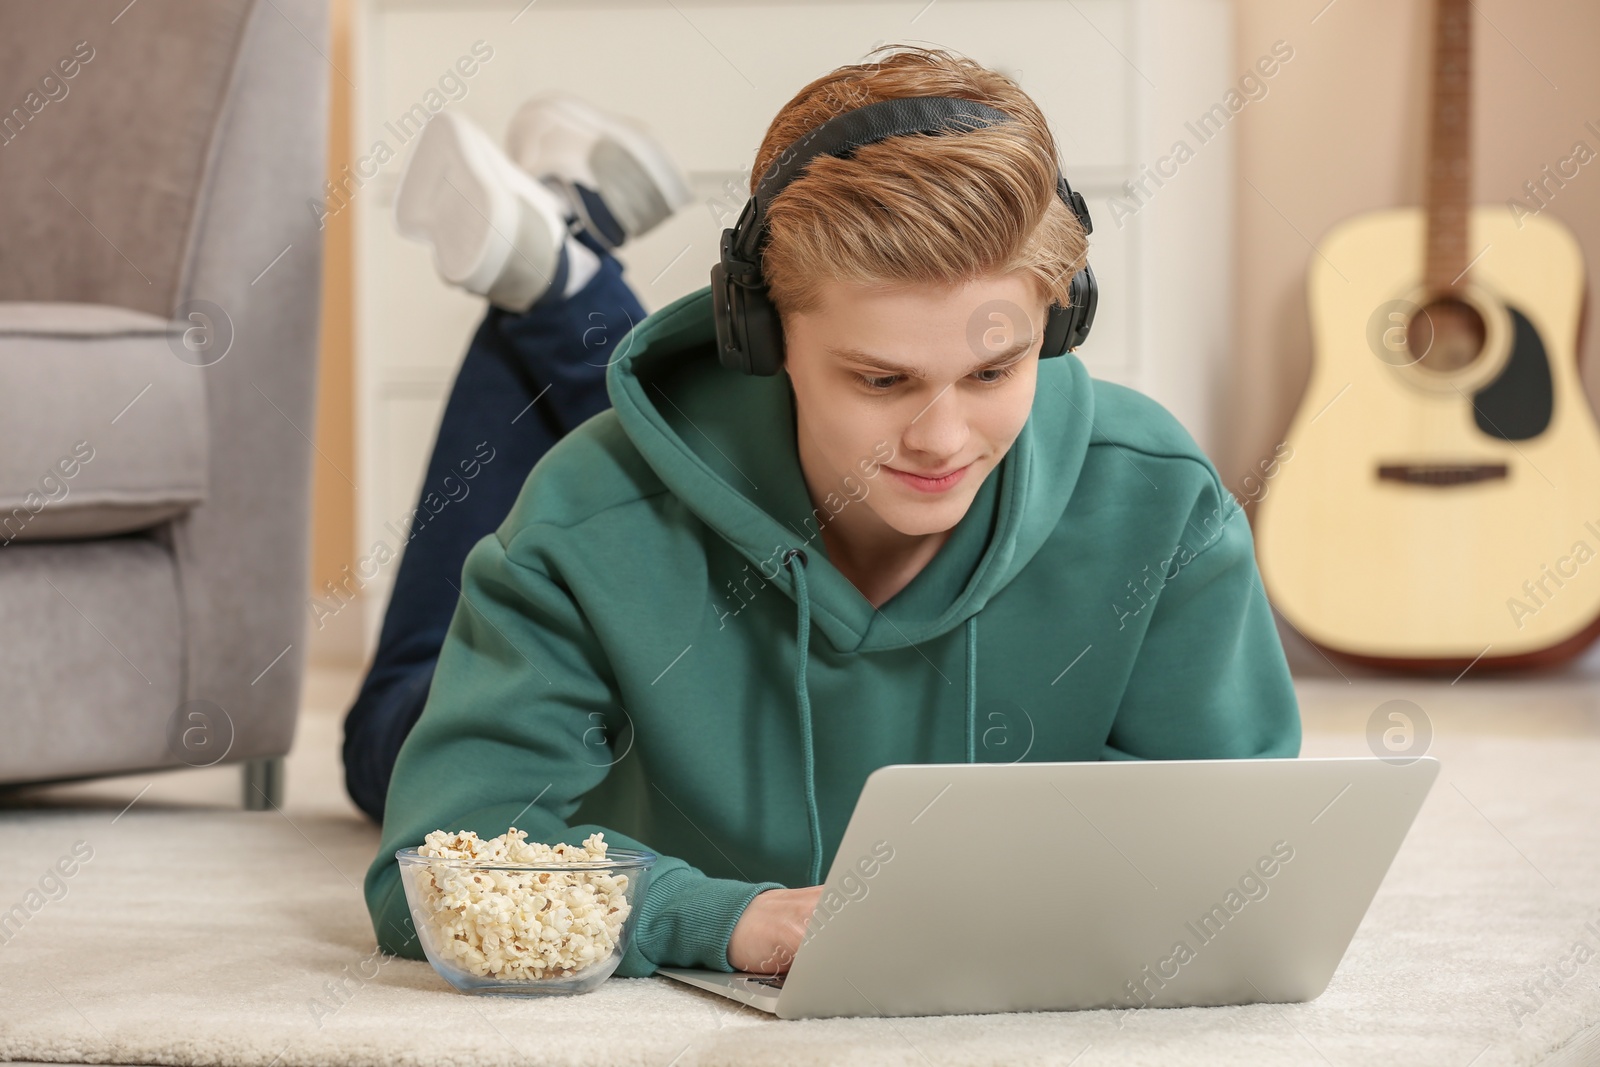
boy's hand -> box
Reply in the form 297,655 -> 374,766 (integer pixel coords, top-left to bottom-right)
726,885 -> 824,974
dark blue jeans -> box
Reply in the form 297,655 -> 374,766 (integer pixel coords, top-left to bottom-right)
341,227 -> 647,823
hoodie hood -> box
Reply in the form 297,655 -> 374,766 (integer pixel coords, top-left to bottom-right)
606,284 -> 1097,653
607,284 -> 1098,884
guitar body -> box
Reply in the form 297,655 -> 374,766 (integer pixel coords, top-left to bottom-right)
1254,206 -> 1600,669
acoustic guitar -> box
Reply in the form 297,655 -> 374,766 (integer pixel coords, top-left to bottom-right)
1253,0 -> 1600,671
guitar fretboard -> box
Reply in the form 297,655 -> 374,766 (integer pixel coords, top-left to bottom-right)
1424,0 -> 1473,292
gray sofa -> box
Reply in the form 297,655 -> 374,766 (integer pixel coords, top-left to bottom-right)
0,0 -> 327,808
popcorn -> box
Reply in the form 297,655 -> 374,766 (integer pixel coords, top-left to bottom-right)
413,827 -> 633,980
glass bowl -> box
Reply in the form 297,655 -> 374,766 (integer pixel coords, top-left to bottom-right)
396,844 -> 657,996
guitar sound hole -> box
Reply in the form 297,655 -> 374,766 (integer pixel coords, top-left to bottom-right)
1406,295 -> 1486,373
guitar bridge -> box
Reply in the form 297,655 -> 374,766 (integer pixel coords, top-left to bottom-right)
1375,463 -> 1509,486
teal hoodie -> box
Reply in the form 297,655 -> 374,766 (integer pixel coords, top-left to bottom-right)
363,283 -> 1302,978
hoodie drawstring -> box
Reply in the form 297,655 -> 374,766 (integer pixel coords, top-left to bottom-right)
783,546 -> 979,888
784,547 -> 825,887
965,613 -> 978,763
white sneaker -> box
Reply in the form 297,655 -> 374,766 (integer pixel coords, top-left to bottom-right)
505,94 -> 692,252
393,110 -> 580,312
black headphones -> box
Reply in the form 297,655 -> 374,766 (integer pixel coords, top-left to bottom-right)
710,95 -> 1097,377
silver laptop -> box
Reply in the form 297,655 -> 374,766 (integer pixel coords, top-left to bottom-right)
658,755 -> 1439,1020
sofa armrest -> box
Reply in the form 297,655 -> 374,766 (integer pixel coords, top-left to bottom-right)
0,301 -> 209,543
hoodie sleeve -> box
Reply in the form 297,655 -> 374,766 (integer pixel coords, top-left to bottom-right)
362,526 -> 787,978
1102,486 -> 1302,761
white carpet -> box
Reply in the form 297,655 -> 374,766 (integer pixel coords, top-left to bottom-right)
2,713 -> 1599,1064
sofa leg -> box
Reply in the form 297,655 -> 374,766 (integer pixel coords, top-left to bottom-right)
243,757 -> 285,811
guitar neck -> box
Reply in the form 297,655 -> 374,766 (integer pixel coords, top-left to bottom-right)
1424,0 -> 1473,292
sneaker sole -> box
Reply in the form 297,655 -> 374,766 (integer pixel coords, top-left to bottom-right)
509,94 -> 692,241
393,111 -> 566,310
393,112 -> 514,293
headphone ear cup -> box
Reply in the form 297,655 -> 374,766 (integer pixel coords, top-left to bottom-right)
710,261 -> 749,375
1067,261 -> 1098,351
739,285 -> 786,377
1040,300 -> 1073,360
710,260 -> 786,376
1039,262 -> 1101,358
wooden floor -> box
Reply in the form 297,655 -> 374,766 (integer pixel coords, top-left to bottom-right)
1278,615 -> 1600,741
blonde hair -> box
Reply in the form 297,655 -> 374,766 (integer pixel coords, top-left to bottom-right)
751,43 -> 1089,322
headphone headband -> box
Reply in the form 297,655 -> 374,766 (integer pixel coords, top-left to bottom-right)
711,95 -> 1097,376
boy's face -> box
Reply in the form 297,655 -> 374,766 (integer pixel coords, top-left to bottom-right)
783,273 -> 1046,540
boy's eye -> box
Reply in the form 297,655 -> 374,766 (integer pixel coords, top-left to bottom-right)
853,364 -> 1019,392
